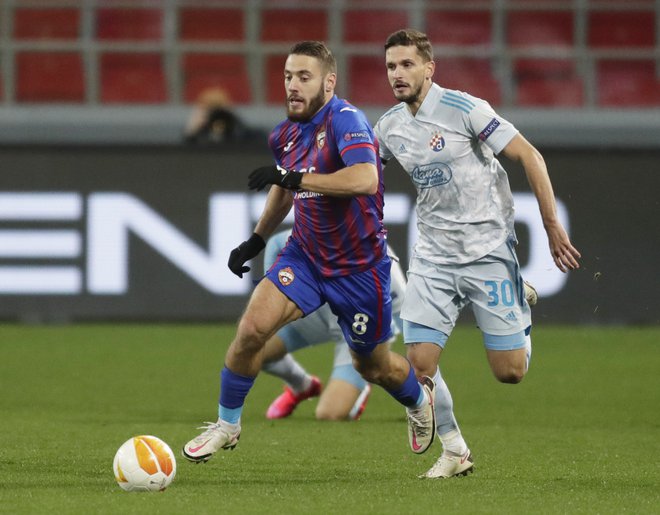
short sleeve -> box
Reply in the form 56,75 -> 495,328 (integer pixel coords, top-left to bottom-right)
467,100 -> 518,155
331,104 -> 379,167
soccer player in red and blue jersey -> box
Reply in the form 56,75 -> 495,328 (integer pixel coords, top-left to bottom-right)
183,41 -> 436,465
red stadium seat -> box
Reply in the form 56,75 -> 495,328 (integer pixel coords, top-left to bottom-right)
589,11 -> 655,48
425,10 -> 492,46
436,58 -> 501,106
347,56 -> 394,106
16,52 -> 85,102
179,8 -> 244,41
261,9 -> 327,41
597,60 -> 660,107
343,10 -> 410,43
96,8 -> 162,41
514,59 -> 583,107
100,53 -> 167,104
265,54 -> 289,104
507,11 -> 574,47
13,8 -> 80,39
183,54 -> 251,104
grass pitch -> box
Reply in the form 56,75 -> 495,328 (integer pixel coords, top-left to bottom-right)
0,324 -> 658,514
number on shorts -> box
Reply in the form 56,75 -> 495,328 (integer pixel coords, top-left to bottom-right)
485,280 -> 515,307
352,313 -> 369,335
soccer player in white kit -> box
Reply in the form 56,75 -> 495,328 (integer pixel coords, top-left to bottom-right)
374,29 -> 582,479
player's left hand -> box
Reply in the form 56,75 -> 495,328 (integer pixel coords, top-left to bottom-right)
248,165 -> 303,191
546,221 -> 581,272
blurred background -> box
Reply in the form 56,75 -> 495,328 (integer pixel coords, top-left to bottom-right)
0,0 -> 658,324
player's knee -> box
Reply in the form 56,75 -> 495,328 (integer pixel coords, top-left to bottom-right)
315,405 -> 346,421
236,315 -> 269,353
494,364 -> 526,384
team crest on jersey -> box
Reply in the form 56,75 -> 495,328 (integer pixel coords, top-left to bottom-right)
316,130 -> 326,149
278,267 -> 295,286
429,132 -> 446,152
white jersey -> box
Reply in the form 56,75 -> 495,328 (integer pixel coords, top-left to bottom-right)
374,83 -> 519,265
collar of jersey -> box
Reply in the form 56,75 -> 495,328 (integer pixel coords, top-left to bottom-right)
410,83 -> 442,123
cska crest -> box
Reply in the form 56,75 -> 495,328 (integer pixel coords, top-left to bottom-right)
316,130 -> 326,149
278,267 -> 295,286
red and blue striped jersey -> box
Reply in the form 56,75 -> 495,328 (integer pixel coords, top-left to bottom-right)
269,95 -> 387,277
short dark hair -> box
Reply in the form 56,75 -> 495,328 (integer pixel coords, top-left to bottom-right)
289,40 -> 337,75
384,29 -> 433,62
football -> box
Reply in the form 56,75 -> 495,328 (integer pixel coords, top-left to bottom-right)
113,435 -> 176,492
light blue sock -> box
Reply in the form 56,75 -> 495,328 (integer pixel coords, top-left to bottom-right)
432,367 -> 460,435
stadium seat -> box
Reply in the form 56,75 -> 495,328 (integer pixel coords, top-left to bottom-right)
16,52 -> 85,103
425,10 -> 491,46
265,54 -> 289,104
343,10 -> 409,43
514,59 -> 583,107
589,11 -> 655,47
436,58 -> 501,106
507,11 -> 574,47
13,8 -> 80,39
179,8 -> 244,41
183,54 -> 251,104
596,60 -> 660,107
261,9 -> 327,41
96,8 -> 162,40
347,56 -> 394,106
100,53 -> 167,104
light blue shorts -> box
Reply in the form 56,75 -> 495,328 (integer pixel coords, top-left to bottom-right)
402,240 -> 532,350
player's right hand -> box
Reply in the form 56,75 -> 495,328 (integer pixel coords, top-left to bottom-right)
248,165 -> 303,191
228,233 -> 266,278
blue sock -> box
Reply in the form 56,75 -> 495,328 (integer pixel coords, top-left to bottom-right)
385,364 -> 423,408
218,366 -> 255,424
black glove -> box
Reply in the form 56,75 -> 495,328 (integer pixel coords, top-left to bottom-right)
227,233 -> 266,278
248,165 -> 303,191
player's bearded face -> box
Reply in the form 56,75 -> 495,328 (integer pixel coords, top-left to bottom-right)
284,54 -> 330,123
386,46 -> 429,105
286,82 -> 326,123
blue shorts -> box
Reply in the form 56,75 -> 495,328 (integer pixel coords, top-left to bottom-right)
265,239 -> 393,355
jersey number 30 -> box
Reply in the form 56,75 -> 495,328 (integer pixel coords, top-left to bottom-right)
485,280 -> 515,307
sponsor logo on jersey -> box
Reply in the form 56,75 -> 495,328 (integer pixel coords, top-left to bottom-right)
398,143 -> 407,154
340,106 -> 357,113
343,131 -> 369,141
429,132 -> 446,152
283,141 -> 293,152
411,162 -> 453,188
278,267 -> 295,286
478,118 -> 501,141
294,191 -> 324,199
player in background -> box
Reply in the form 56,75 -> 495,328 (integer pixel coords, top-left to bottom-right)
374,29 -> 581,479
183,41 -> 436,464
261,230 -> 407,421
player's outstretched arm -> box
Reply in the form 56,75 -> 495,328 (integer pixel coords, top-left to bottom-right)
501,134 -> 581,272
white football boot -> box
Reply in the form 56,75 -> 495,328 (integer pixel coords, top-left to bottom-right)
420,450 -> 474,479
406,376 -> 436,454
182,421 -> 240,463
524,280 -> 538,307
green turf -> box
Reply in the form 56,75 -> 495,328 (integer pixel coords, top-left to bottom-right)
0,324 -> 658,514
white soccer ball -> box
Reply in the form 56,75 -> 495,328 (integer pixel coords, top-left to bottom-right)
113,435 -> 176,492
